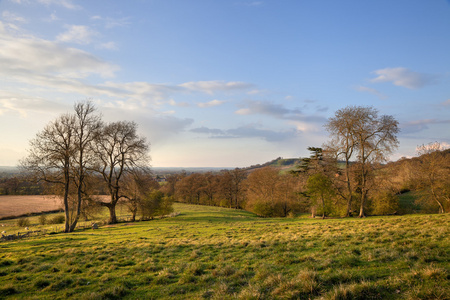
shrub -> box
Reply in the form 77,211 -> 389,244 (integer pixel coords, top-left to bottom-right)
48,215 -> 65,224
17,218 -> 30,227
140,191 -> 174,220
371,191 -> 399,215
38,215 -> 47,225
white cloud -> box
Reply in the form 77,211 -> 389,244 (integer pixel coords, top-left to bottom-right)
197,99 -> 226,108
37,0 -> 80,10
10,0 -> 80,9
355,85 -> 387,99
0,31 -> 117,79
97,41 -> 118,50
100,82 -> 181,105
57,25 -> 98,45
179,80 -> 253,94
2,11 -> 27,23
90,15 -> 131,29
235,108 -> 251,115
0,93 -> 68,117
45,13 -> 60,22
371,67 -> 435,89
288,120 -> 321,133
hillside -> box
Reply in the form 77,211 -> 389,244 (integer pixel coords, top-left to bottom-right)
1,203 -> 449,299
244,157 -> 301,172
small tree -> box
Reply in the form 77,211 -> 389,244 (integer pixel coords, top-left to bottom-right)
140,190 -> 174,220
306,173 -> 335,219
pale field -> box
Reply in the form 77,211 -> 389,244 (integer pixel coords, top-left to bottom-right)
0,195 -> 62,218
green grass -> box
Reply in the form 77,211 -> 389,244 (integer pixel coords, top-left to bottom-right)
1,203 -> 449,299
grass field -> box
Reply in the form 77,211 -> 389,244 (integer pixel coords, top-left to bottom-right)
0,203 -> 449,299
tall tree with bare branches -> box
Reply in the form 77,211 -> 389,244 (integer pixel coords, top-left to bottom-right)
91,121 -> 150,224
21,100 -> 101,232
325,106 -> 399,217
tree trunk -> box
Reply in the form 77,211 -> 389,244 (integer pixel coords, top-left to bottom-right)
344,159 -> 353,217
69,187 -> 83,232
63,163 -> 71,233
321,193 -> 325,219
359,190 -> 367,218
431,187 -> 445,214
108,205 -> 117,224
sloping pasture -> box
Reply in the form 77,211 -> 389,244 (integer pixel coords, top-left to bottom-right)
0,203 -> 449,299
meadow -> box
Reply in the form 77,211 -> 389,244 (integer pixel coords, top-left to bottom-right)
0,203 -> 449,299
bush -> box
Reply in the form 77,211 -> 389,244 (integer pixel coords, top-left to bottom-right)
48,215 -> 65,224
371,191 -> 399,215
17,218 -> 30,227
140,191 -> 174,220
38,215 -> 47,225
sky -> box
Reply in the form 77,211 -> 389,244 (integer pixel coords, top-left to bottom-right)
1,0 -> 450,168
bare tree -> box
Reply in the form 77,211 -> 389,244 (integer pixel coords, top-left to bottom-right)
21,101 -> 101,232
22,113 -> 76,232
91,121 -> 150,224
413,142 -> 450,213
70,101 -> 102,231
325,108 -> 358,217
325,106 -> 399,217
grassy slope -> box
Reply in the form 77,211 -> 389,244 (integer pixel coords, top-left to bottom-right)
1,204 -> 449,300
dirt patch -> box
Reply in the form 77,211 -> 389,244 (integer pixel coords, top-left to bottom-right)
0,195 -> 63,219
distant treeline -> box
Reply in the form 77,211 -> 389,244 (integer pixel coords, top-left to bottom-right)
0,175 -> 46,195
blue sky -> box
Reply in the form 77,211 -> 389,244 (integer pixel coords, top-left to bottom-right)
1,0 -> 449,167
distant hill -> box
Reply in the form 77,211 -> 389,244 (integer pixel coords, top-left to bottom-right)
244,157 -> 301,173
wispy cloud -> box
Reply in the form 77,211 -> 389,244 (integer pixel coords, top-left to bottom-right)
235,100 -> 301,118
371,67 -> 436,89
0,30 -> 118,79
2,11 -> 27,23
191,124 -> 299,142
401,118 -> 450,134
179,81 -> 253,95
91,15 -> 131,29
0,93 -> 67,117
441,99 -> 450,106
355,85 -> 387,99
190,126 -> 224,135
37,0 -> 80,10
197,99 -> 226,108
97,41 -> 118,50
56,25 -> 98,45
12,0 -> 81,10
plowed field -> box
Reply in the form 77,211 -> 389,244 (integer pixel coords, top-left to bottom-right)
0,195 -> 62,218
